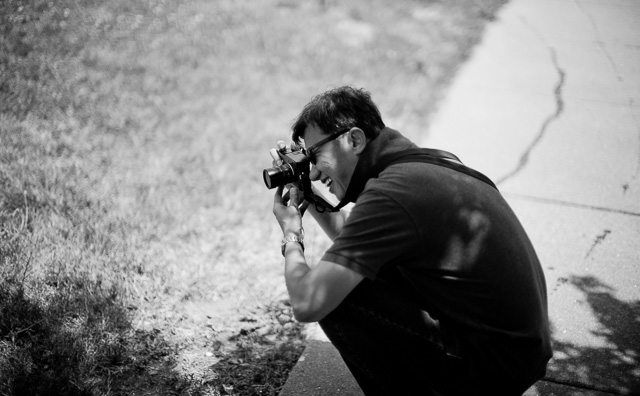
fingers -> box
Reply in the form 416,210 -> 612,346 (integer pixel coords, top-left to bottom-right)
274,186 -> 294,208
275,186 -> 302,209
290,186 -> 300,207
270,148 -> 282,166
273,185 -> 285,206
271,140 -> 288,167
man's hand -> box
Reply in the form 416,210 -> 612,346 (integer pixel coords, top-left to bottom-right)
269,140 -> 309,222
273,185 -> 304,237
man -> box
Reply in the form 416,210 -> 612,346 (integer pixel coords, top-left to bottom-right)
271,86 -> 552,395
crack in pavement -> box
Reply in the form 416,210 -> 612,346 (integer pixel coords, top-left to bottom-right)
575,0 -> 624,84
575,0 -> 640,195
496,18 -> 566,186
622,99 -> 640,194
585,229 -> 612,259
503,192 -> 640,217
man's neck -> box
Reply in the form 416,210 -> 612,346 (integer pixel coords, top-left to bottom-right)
336,128 -> 418,208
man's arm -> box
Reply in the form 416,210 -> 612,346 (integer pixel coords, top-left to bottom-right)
274,186 -> 364,322
283,243 -> 364,322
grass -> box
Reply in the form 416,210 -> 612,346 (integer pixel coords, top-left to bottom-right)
0,0 -> 507,394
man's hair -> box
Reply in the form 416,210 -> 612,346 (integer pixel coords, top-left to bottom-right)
291,86 -> 385,144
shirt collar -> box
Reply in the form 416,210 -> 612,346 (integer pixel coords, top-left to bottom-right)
335,127 -> 418,209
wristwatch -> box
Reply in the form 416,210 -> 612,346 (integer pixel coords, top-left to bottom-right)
281,234 -> 304,256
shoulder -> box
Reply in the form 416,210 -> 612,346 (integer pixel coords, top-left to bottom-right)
363,162 -> 444,206
325,187 -> 421,276
368,160 -> 498,205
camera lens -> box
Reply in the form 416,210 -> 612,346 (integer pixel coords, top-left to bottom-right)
263,164 -> 296,189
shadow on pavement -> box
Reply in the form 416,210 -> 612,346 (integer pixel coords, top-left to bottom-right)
546,276 -> 640,395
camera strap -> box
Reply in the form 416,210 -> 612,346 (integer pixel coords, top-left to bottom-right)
374,148 -> 498,190
333,148 -> 498,211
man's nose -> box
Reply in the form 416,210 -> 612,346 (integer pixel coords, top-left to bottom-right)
309,165 -> 320,181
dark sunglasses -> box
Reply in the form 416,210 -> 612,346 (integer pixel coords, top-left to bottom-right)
302,128 -> 352,164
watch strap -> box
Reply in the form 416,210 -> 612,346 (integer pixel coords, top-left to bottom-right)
281,235 -> 304,256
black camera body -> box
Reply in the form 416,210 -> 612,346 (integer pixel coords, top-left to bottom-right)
263,149 -> 338,212
263,150 -> 310,191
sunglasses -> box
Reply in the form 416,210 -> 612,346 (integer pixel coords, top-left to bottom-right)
302,128 -> 352,164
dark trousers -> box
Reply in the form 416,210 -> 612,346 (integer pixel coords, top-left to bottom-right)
318,279 -> 469,396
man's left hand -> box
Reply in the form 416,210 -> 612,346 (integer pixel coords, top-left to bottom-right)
273,185 -> 305,236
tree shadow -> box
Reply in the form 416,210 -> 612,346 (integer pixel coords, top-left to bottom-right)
0,272 -> 305,395
0,275 -> 212,396
544,275 -> 640,395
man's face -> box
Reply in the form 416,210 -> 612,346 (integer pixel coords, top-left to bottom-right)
302,124 -> 359,201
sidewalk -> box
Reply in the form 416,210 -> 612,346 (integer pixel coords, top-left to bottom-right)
280,0 -> 640,394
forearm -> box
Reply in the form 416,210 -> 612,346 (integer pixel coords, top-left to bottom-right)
274,186 -> 343,322
282,242 -> 315,321
282,242 -> 364,323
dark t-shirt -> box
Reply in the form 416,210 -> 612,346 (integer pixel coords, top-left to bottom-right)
322,137 -> 552,389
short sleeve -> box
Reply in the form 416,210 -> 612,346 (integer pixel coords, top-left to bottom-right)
321,190 -> 419,279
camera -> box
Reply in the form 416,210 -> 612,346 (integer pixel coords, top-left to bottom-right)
263,149 -> 310,190
263,148 -> 338,212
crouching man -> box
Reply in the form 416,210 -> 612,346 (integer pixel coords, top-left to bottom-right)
270,86 -> 552,396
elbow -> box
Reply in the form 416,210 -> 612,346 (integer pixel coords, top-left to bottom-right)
290,301 -> 325,323
292,310 -> 315,323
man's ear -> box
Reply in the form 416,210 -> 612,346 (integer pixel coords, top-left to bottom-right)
348,128 -> 367,155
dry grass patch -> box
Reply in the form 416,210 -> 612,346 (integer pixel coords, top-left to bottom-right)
1,0 -> 507,394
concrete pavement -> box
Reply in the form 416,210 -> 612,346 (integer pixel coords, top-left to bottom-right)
280,0 -> 640,394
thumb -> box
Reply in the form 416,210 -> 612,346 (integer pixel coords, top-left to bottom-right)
290,186 -> 301,206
